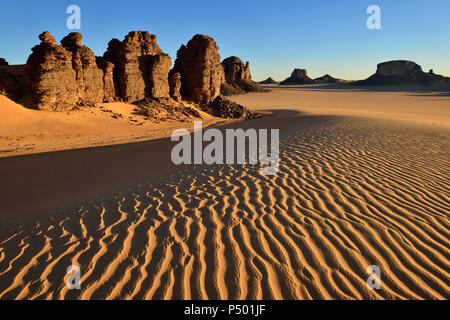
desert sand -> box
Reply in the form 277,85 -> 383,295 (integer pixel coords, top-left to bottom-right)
0,86 -> 449,300
0,95 -> 231,158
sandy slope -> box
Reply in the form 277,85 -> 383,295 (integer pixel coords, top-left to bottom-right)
0,95 -> 228,157
0,87 -> 449,300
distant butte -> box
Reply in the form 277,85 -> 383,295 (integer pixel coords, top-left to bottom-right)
279,69 -> 315,85
355,60 -> 450,86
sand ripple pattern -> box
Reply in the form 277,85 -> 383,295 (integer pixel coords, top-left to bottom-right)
0,117 -> 449,299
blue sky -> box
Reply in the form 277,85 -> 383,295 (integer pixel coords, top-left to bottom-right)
0,0 -> 449,81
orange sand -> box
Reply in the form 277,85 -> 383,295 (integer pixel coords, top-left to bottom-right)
0,86 -> 449,300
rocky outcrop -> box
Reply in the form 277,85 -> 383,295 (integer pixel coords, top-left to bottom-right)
169,72 -> 182,102
103,31 -> 171,102
259,77 -> 278,85
222,56 -> 251,83
61,33 -> 104,105
202,96 -> 258,119
172,34 -> 224,104
148,53 -> 172,99
356,60 -> 449,86
221,56 -> 264,95
96,57 -> 116,101
314,74 -> 344,84
0,68 -> 22,100
0,58 -> 8,66
27,32 -> 78,110
279,69 -> 315,85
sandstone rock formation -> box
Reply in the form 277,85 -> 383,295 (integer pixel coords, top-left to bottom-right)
169,72 -> 182,102
148,53 -> 172,99
96,57 -> 116,101
259,77 -> 278,85
27,31 -> 78,110
103,31 -> 171,102
61,32 -> 104,105
0,68 -> 22,100
356,60 -> 449,86
279,69 -> 315,85
3,30 -> 260,121
222,56 -> 251,83
221,56 -> 264,95
172,34 -> 224,104
0,64 -> 30,103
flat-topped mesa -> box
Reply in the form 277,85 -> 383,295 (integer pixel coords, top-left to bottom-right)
27,31 -> 78,110
61,32 -> 104,105
279,68 -> 315,85
103,31 -> 171,102
377,60 -> 423,77
172,34 -> 224,104
221,56 -> 264,95
356,60 -> 449,86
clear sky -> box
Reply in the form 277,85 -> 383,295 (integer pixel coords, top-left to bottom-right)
0,0 -> 449,81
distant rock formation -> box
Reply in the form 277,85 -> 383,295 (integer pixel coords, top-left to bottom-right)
259,77 -> 278,85
172,34 -> 224,104
61,32 -> 104,105
0,58 -> 8,66
103,31 -> 171,102
27,32 -> 79,110
221,56 -> 265,95
222,56 -> 251,82
356,60 -> 449,86
279,69 -> 315,85
169,72 -> 182,102
314,74 -> 344,84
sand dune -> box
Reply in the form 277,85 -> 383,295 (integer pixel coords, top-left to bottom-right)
0,109 -> 448,299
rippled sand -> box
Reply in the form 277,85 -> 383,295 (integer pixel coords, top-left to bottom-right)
0,114 -> 448,299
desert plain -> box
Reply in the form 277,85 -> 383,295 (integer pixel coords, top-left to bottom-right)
0,84 -> 449,299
